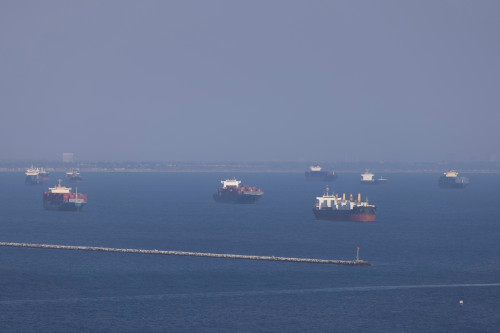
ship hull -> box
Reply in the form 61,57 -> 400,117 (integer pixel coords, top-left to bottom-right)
305,171 -> 338,182
213,193 -> 262,204
313,206 -> 376,222
43,202 -> 86,211
361,180 -> 387,185
438,177 -> 468,189
43,192 -> 87,211
67,177 -> 83,183
25,175 -> 42,185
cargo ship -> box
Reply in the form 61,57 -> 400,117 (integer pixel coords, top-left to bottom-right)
39,167 -> 50,181
305,165 -> 338,181
66,169 -> 83,182
43,180 -> 87,211
25,166 -> 42,185
313,186 -> 376,222
213,178 -> 263,204
360,170 -> 387,185
438,170 -> 469,189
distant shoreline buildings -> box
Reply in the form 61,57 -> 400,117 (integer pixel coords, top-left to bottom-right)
0,160 -> 500,173
62,153 -> 74,163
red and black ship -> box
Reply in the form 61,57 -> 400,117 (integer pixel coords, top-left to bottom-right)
43,180 -> 87,211
213,178 -> 263,204
39,168 -> 50,181
313,186 -> 376,222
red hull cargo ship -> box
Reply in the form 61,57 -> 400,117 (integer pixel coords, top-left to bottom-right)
213,178 -> 263,204
313,186 -> 376,222
43,180 -> 87,211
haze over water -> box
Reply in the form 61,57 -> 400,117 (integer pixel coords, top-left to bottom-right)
1,1 -> 499,163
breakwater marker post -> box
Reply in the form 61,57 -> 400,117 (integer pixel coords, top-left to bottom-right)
0,242 -> 371,266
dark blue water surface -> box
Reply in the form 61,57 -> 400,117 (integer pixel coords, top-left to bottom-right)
1,172 -> 500,332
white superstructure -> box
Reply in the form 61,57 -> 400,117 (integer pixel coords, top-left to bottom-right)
221,178 -> 241,188
66,169 -> 79,176
25,165 -> 40,176
361,170 -> 374,182
444,170 -> 459,177
309,165 -> 322,172
315,186 -> 373,211
48,179 -> 71,193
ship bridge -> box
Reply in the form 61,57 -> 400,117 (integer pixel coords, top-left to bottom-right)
361,170 -> 374,181
48,180 -> 71,193
221,178 -> 241,188
444,170 -> 459,177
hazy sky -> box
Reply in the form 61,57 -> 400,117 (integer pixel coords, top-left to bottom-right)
1,0 -> 499,162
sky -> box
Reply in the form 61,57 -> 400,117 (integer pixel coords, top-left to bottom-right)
1,0 -> 499,162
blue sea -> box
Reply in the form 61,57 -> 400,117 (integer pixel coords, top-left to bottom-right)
1,172 -> 500,332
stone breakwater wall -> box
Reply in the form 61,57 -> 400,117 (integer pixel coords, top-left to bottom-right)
0,242 -> 371,266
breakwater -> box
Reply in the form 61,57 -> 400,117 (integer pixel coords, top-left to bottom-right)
0,242 -> 370,266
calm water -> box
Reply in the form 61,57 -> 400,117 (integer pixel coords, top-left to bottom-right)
1,172 -> 499,332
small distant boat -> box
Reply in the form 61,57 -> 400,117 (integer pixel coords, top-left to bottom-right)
25,165 -> 42,185
305,165 -> 338,182
360,170 -> 387,185
43,179 -> 87,211
438,170 -> 469,189
66,169 -> 83,183
39,167 -> 50,181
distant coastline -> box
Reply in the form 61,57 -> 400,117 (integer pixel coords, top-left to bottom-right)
2,161 -> 500,173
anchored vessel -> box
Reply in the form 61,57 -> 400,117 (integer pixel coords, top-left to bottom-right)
66,169 -> 83,183
360,170 -> 387,185
438,170 -> 469,189
43,180 -> 87,211
213,178 -> 263,204
313,186 -> 376,222
305,165 -> 338,181
39,167 -> 50,181
25,166 -> 42,185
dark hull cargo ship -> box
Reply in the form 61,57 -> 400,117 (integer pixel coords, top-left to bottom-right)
66,169 -> 83,183
39,168 -> 50,181
438,170 -> 469,189
305,165 -> 338,182
213,178 -> 263,204
25,166 -> 43,185
313,186 -> 376,222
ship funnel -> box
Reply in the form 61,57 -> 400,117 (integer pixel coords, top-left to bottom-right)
358,193 -> 361,202
342,193 -> 345,200
349,193 -> 353,201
